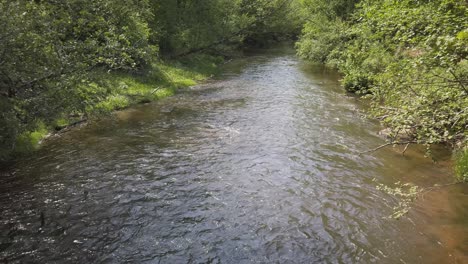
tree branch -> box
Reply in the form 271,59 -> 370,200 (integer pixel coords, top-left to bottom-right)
359,141 -> 418,155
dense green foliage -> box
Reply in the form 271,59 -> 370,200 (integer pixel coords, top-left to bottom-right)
0,0 -> 154,158
0,0 -> 300,160
151,0 -> 302,55
151,0 -> 243,55
296,0 -> 468,179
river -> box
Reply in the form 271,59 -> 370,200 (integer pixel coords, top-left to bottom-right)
0,45 -> 467,263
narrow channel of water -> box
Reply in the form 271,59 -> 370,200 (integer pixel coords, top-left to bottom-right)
1,45 -> 467,263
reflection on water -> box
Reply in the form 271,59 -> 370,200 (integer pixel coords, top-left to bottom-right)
0,45 -> 467,263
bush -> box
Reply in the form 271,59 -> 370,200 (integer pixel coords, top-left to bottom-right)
297,0 -> 468,148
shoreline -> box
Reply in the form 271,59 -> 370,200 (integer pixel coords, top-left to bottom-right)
2,54 -> 225,163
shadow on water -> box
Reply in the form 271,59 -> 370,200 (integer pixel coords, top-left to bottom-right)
0,44 -> 467,263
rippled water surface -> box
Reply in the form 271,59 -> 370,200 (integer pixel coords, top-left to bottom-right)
1,46 -> 467,263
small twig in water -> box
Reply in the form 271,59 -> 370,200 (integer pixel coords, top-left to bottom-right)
359,141 -> 418,155
402,143 -> 411,155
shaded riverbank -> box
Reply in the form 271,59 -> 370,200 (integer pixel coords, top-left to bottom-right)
3,54 -> 224,161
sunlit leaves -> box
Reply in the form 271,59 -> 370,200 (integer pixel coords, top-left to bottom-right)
297,0 -> 468,154
0,0 -> 155,158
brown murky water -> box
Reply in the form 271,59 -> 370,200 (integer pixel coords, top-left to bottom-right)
1,45 -> 467,263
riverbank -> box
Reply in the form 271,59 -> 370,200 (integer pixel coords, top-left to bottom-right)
296,0 -> 468,182
5,54 -> 224,161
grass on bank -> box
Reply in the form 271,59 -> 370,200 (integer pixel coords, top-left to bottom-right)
454,148 -> 468,182
11,54 -> 223,157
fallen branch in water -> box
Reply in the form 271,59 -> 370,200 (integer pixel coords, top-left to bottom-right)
402,142 -> 411,155
359,141 -> 418,155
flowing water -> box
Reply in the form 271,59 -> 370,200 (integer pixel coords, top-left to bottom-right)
1,46 -> 467,263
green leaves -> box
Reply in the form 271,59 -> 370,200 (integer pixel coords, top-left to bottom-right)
0,0 -> 155,159
296,0 -> 468,178
375,180 -> 421,219
297,0 -> 467,150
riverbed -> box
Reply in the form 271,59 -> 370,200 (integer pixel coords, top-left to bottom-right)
1,45 -> 467,263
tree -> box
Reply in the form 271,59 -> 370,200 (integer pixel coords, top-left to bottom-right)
0,0 -> 154,158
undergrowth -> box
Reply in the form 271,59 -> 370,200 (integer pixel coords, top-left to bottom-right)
8,54 -> 222,159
